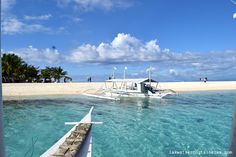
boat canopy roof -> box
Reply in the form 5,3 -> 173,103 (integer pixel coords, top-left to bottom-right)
106,78 -> 158,83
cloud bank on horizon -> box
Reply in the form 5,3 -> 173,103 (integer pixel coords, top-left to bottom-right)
2,33 -> 236,81
67,33 -> 172,63
2,33 -> 235,65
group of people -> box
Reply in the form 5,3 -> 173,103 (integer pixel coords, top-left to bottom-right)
200,77 -> 208,83
87,75 -> 114,82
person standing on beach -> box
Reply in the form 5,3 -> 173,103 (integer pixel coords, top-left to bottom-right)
87,76 -> 92,82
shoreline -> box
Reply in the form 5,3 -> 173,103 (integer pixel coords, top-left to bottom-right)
3,81 -> 236,99
3,90 -> 236,101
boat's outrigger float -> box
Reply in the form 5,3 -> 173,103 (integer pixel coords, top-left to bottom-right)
40,106 -> 102,157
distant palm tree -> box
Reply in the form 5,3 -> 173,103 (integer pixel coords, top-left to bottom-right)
2,53 -> 71,83
53,66 -> 67,83
40,66 -> 67,83
40,67 -> 52,83
25,65 -> 39,82
2,54 -> 24,82
64,76 -> 72,83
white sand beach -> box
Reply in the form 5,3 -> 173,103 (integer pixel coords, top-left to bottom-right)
2,81 -> 236,98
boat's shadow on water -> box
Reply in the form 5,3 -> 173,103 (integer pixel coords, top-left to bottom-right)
117,96 -> 176,109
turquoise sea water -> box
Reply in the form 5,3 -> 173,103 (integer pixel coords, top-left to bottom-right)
3,91 -> 236,157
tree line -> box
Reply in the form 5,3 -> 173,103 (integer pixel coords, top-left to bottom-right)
2,53 -> 72,83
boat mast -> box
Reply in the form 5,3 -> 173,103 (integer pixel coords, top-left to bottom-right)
112,67 -> 117,89
123,66 -> 127,80
123,67 -> 127,89
112,67 -> 117,79
0,51 -> 5,157
148,66 -> 152,86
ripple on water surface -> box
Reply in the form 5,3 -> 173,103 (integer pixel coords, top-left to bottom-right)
3,91 -> 236,157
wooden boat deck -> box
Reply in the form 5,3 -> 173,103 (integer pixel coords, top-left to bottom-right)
51,123 -> 92,157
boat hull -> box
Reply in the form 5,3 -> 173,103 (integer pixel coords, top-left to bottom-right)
40,107 -> 94,157
104,91 -> 172,99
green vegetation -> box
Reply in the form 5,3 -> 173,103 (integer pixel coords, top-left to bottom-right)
40,66 -> 68,83
1,53 -> 72,83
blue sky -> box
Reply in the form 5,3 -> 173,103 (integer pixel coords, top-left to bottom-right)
1,0 -> 236,81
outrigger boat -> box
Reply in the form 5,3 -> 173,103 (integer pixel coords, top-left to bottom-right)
104,78 -> 175,99
82,78 -> 175,100
41,106 -> 101,157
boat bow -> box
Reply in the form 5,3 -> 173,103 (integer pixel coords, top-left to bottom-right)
40,106 -> 94,157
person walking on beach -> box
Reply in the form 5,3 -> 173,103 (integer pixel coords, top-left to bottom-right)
87,76 -> 92,82
204,77 -> 208,83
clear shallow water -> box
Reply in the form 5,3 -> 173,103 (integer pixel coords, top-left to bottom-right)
3,91 -> 236,157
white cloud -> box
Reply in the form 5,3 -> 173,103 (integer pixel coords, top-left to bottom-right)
1,1 -> 54,35
2,33 -> 236,81
1,18 -> 22,33
192,62 -> 202,67
75,0 -> 113,10
169,69 -> 178,76
24,14 -> 52,20
68,44 -> 98,62
60,15 -> 83,23
67,33 -> 172,63
1,0 -> 15,11
57,26 -> 65,32
146,66 -> 156,73
0,33 -> 174,64
1,17 -> 50,34
2,46 -> 61,64
57,0 -> 132,11
1,0 -> 15,21
66,33 -> 236,66
56,0 -> 71,7
72,17 -> 82,23
233,13 -> 236,19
